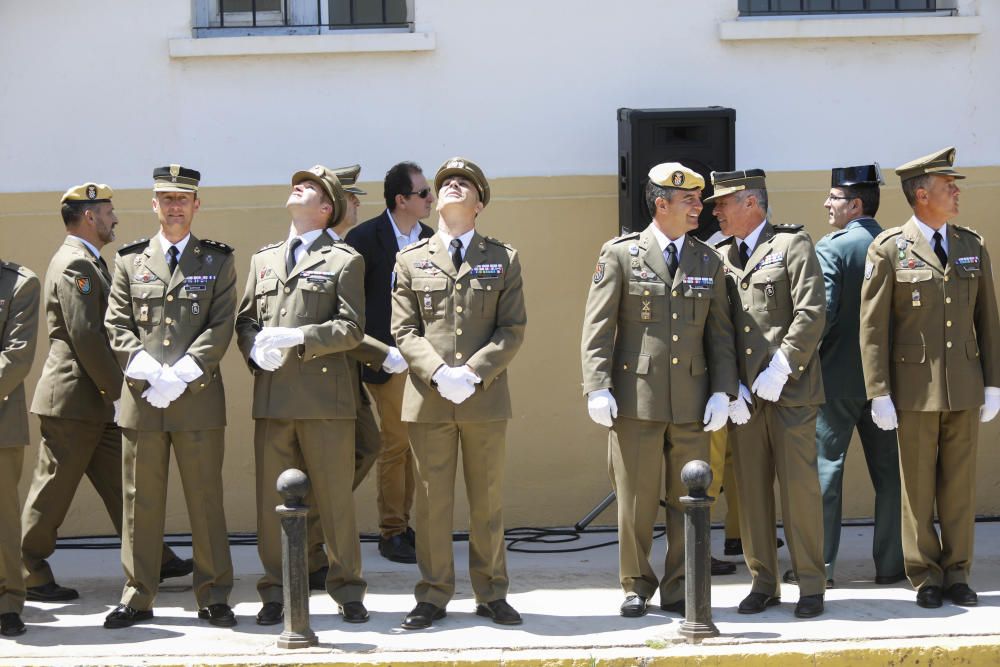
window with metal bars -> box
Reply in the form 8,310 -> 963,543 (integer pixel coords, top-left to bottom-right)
198,0 -> 410,31
738,0 -> 945,15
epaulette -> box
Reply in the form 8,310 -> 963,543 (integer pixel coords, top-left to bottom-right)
485,236 -> 514,250
399,238 -> 430,254
610,231 -> 641,245
954,224 -> 984,243
201,239 -> 234,254
772,224 -> 804,233
255,241 -> 283,254
873,227 -> 903,246
715,237 -> 735,249
117,238 -> 149,254
330,241 -> 360,255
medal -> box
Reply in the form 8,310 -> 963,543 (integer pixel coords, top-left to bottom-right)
911,289 -> 922,308
765,282 -> 775,298
423,293 -> 433,311
191,302 -> 200,316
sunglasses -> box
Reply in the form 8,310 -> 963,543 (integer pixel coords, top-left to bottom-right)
405,188 -> 432,199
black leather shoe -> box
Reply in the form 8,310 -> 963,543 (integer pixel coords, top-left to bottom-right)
402,602 -> 446,630
198,603 -> 236,627
379,533 -> 417,564
738,592 -> 780,614
711,556 -> 737,575
723,538 -> 742,556
659,599 -> 685,616
916,585 -> 943,609
945,583 -> 978,606
777,537 -> 785,549
308,565 -> 328,591
619,594 -> 648,618
256,602 -> 283,626
26,581 -> 79,602
404,526 -> 416,546
159,557 -> 194,582
475,599 -> 522,625
339,601 -> 370,623
794,594 -> 824,618
874,572 -> 906,585
0,613 -> 26,637
104,604 -> 153,629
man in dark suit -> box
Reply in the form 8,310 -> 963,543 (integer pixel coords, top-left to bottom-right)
345,162 -> 434,564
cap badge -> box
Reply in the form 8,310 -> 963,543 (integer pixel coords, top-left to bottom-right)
671,171 -> 684,187
86,185 -> 98,200
312,166 -> 324,176
447,160 -> 465,170
169,164 -> 180,177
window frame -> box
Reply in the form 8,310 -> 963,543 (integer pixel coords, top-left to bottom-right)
737,0 -> 955,17
193,0 -> 414,37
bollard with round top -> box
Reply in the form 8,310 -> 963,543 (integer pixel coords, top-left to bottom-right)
679,459 -> 719,642
276,468 -> 318,649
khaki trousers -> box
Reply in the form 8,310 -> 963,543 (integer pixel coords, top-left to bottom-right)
408,420 -> 508,607
610,417 -> 707,603
120,428 -> 233,610
256,418 -> 365,605
0,448 -> 25,615
368,372 -> 415,539
708,427 -> 740,539
729,403 -> 826,597
896,409 -> 978,590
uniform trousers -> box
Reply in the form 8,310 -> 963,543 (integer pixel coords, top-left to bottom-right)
408,420 -> 508,607
610,417 -> 707,604
729,403 -> 826,597
896,409 -> 978,590
708,427 -> 740,539
120,428 -> 233,610
368,372 -> 415,539
0,448 -> 25,615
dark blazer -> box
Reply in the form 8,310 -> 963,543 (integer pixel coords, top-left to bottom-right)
345,210 -> 433,384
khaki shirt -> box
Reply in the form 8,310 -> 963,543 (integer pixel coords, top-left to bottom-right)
0,259 -> 40,447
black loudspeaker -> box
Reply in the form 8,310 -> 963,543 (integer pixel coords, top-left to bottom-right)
617,107 -> 736,241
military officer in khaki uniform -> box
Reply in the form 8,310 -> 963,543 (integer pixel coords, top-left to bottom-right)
21,184 -> 189,605
860,147 -> 1000,609
104,165 -> 237,629
392,157 -> 526,630
709,169 -> 828,619
0,258 -> 40,638
580,163 -> 737,618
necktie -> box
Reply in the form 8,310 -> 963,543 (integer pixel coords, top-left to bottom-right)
739,241 -> 750,269
450,238 -> 463,271
167,246 -> 179,275
286,238 -> 302,275
98,255 -> 110,278
933,231 -> 948,267
665,244 -> 678,279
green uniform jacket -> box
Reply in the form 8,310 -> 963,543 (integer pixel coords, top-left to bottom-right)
717,222 -> 826,406
235,233 -> 365,419
391,232 -> 526,423
105,234 -> 237,431
860,217 -> 1000,411
0,260 -> 40,447
580,228 -> 738,423
31,238 -> 121,422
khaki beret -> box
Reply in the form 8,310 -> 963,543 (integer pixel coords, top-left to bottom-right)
153,164 -> 200,193
648,163 -> 705,191
434,157 -> 490,207
291,165 -> 348,226
332,164 -> 366,196
895,146 -> 965,182
61,182 -> 113,204
704,169 -> 767,202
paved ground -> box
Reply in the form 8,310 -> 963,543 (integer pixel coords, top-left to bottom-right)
3,522 -> 1000,665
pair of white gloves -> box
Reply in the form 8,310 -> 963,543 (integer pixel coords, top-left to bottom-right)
249,327 -> 306,372
871,387 -> 1000,429
588,389 -> 730,431
728,349 -> 794,425
433,365 -> 482,404
125,350 -> 203,409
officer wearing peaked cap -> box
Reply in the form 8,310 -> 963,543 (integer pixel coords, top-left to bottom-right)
860,147 -> 1000,609
581,163 -> 738,618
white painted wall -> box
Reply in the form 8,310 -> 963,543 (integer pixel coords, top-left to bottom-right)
1,0 -> 996,192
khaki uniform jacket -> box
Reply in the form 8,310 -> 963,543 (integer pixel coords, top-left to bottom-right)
235,233 -> 365,420
580,228 -> 738,423
717,223 -> 826,406
105,234 -> 237,431
860,217 -> 1000,411
391,232 -> 526,423
0,260 -> 40,447
31,238 -> 121,422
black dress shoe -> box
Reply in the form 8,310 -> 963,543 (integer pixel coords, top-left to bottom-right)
945,583 -> 978,606
476,599 -> 522,625
308,565 -> 328,591
159,557 -> 194,582
198,603 -> 236,627
0,613 -> 26,637
26,581 -> 79,602
339,601 -> 370,623
916,585 -> 943,609
659,599 -> 685,616
256,602 -> 283,626
404,526 -> 416,547
402,602 -> 446,630
874,572 -> 906,585
619,594 -> 648,618
711,556 -> 737,575
794,594 -> 824,618
738,592 -> 780,614
104,604 -> 154,629
723,538 -> 743,556
379,533 -> 417,564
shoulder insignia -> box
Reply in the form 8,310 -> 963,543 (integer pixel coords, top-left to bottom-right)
117,238 -> 149,254
331,242 -> 360,256
772,224 -> 805,233
485,236 -> 514,250
954,224 -> 984,242
399,238 -> 430,255
610,231 -> 641,245
874,227 -> 904,246
715,237 -> 735,249
200,239 -> 234,254
255,241 -> 283,254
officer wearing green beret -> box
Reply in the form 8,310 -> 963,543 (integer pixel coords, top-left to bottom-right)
104,165 -> 237,629
392,157 -> 527,630
709,169 -> 828,619
580,163 -> 737,618
860,147 -> 1000,609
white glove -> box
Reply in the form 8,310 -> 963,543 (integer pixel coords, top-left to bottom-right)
702,392 -> 730,432
871,395 -> 898,431
250,342 -> 283,372
255,326 -> 305,350
142,385 -> 171,409
751,349 -> 792,402
587,389 -> 618,428
113,399 -> 121,425
980,387 -> 1000,423
382,347 -> 409,374
729,383 -> 752,426
433,366 -> 477,404
125,350 -> 162,382
150,365 -> 187,402
170,354 -> 203,383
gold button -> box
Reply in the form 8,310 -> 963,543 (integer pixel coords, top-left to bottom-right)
456,352 -> 464,360
199,383 -> 206,388
322,367 -> 328,373
285,287 -> 292,294
671,357 -> 679,365
946,297 -> 952,304
947,320 -> 952,327
946,341 -> 953,349
743,304 -> 750,311
312,354 -> 317,359
166,295 -> 174,302
643,290 -> 650,296
799,366 -> 805,371
165,317 -> 173,324
456,306 -> 464,313
486,285 -> 492,291
672,334 -> 679,341
280,309 -> 287,316
163,339 -> 171,346
623,363 -> 629,370
100,389 -> 106,395
745,348 -> 753,355
742,282 -> 748,289
312,285 -> 319,291
2,396 -> 7,402
744,325 -> 751,333
455,283 -> 463,290
128,382 -> 134,388
944,276 -> 950,282
671,313 -> 678,320
672,290 -> 678,297
424,285 -> 431,292
456,328 -> 463,336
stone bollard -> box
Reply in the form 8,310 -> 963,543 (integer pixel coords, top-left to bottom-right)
276,468 -> 318,649
678,460 -> 719,642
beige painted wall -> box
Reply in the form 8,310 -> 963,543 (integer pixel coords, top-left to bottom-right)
3,168 -> 1000,538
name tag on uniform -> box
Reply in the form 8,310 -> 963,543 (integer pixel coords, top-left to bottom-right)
184,275 -> 213,291
470,263 -> 503,279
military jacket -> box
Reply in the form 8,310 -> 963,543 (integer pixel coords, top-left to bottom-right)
32,237 -> 121,422
860,217 -> 1000,412
0,259 -> 40,447
105,234 -> 237,431
581,227 -> 737,423
391,231 -> 526,423
717,222 -> 826,407
235,233 -> 365,420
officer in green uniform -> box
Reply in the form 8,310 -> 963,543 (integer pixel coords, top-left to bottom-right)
580,163 -> 737,618
709,169 -> 828,619
392,157 -> 527,630
0,257 -> 40,638
21,184 -> 190,605
860,147 -> 1000,609
104,165 -> 237,629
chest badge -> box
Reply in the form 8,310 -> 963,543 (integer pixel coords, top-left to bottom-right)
911,288 -> 922,308
640,299 -> 652,321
